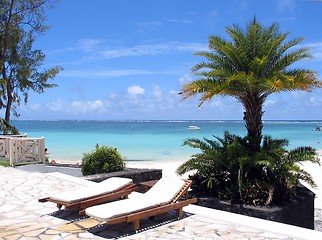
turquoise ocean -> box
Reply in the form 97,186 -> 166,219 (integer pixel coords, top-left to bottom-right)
11,120 -> 322,162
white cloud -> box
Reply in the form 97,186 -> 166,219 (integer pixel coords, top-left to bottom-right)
153,85 -> 162,101
60,69 -> 154,78
71,100 -> 105,113
108,93 -> 118,100
100,42 -> 207,59
50,41 -> 207,66
290,91 -> 307,99
47,47 -> 75,55
169,90 -> 179,95
211,100 -> 222,108
78,39 -> 105,52
136,21 -> 162,29
179,74 -> 193,84
47,99 -> 64,112
309,96 -> 322,106
128,85 -> 145,97
264,99 -> 276,107
30,104 -> 41,111
165,18 -> 192,24
275,0 -> 296,11
303,41 -> 322,61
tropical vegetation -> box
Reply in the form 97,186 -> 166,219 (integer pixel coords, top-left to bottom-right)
81,145 -> 125,176
178,18 -> 321,206
0,0 -> 62,133
176,132 -> 319,206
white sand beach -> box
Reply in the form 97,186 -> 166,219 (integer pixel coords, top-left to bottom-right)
299,152 -> 322,208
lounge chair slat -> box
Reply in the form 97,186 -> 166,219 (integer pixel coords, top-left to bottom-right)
125,198 -> 197,223
79,184 -> 138,211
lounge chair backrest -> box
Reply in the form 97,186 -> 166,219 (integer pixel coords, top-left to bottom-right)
144,177 -> 186,204
98,177 -> 133,192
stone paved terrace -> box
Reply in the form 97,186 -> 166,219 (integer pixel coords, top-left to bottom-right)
1,166 -> 322,239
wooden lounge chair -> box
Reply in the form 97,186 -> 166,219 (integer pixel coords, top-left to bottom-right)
84,177 -> 197,231
38,177 -> 137,211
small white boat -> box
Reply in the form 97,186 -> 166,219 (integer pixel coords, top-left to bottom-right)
188,125 -> 200,130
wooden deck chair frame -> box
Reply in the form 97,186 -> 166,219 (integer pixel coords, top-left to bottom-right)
88,179 -> 197,231
39,183 -> 138,212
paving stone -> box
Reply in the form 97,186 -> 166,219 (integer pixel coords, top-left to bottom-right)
0,230 -> 18,238
76,218 -> 101,228
58,223 -> 83,233
18,223 -> 45,232
44,229 -> 63,235
4,233 -> 23,240
0,204 -> 18,212
39,234 -> 62,240
23,228 -> 47,237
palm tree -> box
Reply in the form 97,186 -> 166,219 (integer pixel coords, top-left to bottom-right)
180,18 -> 321,152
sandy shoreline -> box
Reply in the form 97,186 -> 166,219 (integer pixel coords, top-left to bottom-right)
126,159 -> 188,178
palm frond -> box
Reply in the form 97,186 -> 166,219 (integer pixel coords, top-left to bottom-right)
176,157 -> 203,175
287,146 -> 320,164
296,169 -> 317,188
183,138 -> 210,150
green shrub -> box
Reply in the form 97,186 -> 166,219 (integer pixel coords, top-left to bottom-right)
81,145 -> 125,176
0,160 -> 10,167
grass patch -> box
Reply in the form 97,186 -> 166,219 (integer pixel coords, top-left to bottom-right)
0,160 -> 10,167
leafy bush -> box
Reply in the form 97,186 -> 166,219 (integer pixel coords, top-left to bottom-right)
81,145 -> 125,176
176,131 -> 320,206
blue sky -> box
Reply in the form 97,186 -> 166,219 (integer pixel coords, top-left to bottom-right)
10,0 -> 322,120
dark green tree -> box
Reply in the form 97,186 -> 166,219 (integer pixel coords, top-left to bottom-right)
0,0 -> 62,133
180,18 -> 321,152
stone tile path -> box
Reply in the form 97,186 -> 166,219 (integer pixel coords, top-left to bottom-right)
1,166 -> 322,239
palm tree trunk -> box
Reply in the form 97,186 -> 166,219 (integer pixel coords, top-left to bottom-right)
242,93 -> 264,152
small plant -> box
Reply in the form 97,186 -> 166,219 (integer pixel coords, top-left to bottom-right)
176,131 -> 320,206
81,144 -> 125,176
0,160 -> 10,167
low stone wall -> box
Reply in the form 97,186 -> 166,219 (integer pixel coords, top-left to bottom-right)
195,184 -> 315,229
47,163 -> 162,185
83,168 -> 162,186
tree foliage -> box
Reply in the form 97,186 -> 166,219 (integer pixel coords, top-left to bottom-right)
180,18 -> 322,151
0,0 -> 62,133
0,117 -> 18,134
